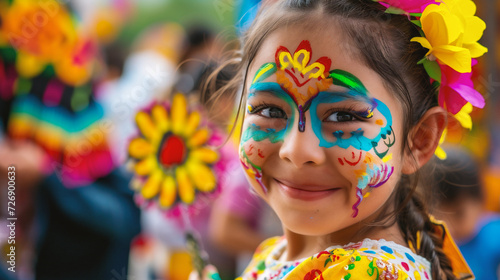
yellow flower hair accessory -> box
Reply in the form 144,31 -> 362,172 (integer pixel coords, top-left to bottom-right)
377,0 -> 488,159
128,93 -> 223,212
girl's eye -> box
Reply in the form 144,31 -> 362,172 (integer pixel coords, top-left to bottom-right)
325,112 -> 355,122
259,107 -> 287,119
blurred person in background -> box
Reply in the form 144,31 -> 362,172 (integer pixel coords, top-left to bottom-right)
432,146 -> 500,280
0,1 -> 141,279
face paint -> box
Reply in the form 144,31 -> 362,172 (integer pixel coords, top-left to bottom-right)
242,83 -> 297,142
240,154 -> 267,193
351,152 -> 395,217
309,94 -> 393,153
242,40 -> 398,218
275,40 -> 332,132
239,81 -> 297,193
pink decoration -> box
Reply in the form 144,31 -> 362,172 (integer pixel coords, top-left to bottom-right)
379,0 -> 438,13
0,62 -> 17,100
43,79 -> 65,106
438,61 -> 485,114
73,39 -> 96,66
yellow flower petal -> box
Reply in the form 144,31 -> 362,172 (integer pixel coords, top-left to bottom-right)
435,146 -> 447,160
446,0 -> 476,17
465,42 -> 488,58
128,138 -> 153,159
134,156 -> 157,176
186,159 -> 216,192
434,128 -> 447,160
191,147 -> 219,164
135,111 -> 157,140
16,52 -> 46,78
433,45 -> 471,73
152,105 -> 169,132
171,93 -> 187,135
453,102 -> 473,130
187,128 -> 210,148
184,111 -> 201,137
176,166 -> 195,204
411,37 -> 433,55
159,175 -> 176,208
141,170 -> 163,199
421,5 -> 462,46
463,16 -> 486,44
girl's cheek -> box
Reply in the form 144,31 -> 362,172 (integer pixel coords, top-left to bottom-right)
334,145 -> 395,217
334,147 -> 368,184
239,139 -> 269,167
239,138 -> 271,195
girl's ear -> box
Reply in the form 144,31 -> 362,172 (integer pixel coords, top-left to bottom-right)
402,106 -> 447,174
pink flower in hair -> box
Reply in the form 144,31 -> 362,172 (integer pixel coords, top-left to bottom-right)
379,0 -> 439,13
438,61 -> 485,115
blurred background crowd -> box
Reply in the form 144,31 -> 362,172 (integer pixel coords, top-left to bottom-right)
0,0 -> 499,279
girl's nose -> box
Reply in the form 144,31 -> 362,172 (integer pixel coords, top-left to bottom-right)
278,115 -> 326,168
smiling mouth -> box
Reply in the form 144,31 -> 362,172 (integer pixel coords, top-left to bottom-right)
274,179 -> 340,201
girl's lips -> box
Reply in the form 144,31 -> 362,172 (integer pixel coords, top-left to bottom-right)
274,179 -> 340,201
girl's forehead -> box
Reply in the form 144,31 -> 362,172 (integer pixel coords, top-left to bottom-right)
250,25 -> 364,82
249,30 -> 380,91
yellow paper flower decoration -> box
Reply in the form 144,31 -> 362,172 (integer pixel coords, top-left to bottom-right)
128,93 -> 219,208
410,0 -> 487,73
1,0 -> 94,86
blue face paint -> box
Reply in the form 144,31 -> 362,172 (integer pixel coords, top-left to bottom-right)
241,123 -> 287,144
309,90 -> 393,158
241,82 -> 296,143
243,82 -> 394,161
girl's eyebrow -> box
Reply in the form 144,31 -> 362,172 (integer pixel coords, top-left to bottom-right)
248,82 -> 290,99
315,90 -> 373,105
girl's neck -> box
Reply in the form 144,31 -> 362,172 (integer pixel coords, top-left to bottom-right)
281,214 -> 406,261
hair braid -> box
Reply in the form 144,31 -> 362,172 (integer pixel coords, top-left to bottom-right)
395,174 -> 456,280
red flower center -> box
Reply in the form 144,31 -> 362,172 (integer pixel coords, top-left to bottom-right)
159,134 -> 186,168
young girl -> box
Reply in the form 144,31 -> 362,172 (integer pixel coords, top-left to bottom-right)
199,0 -> 487,279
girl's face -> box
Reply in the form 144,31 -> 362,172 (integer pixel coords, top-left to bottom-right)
239,24 -> 407,238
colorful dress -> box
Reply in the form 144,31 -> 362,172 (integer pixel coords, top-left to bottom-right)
238,237 -> 431,280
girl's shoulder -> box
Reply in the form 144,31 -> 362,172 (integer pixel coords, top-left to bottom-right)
239,237 -> 431,280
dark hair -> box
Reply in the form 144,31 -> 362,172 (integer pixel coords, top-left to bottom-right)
208,0 -> 455,279
433,146 -> 483,204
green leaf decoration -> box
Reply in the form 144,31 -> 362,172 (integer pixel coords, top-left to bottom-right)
411,20 -> 422,28
423,60 -> 442,83
417,57 -> 427,65
385,7 -> 406,14
324,257 -> 332,267
409,13 -> 423,17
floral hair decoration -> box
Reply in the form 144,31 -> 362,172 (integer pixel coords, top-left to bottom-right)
376,0 -> 488,159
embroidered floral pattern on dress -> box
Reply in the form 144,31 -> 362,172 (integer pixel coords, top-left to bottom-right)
238,238 -> 431,280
